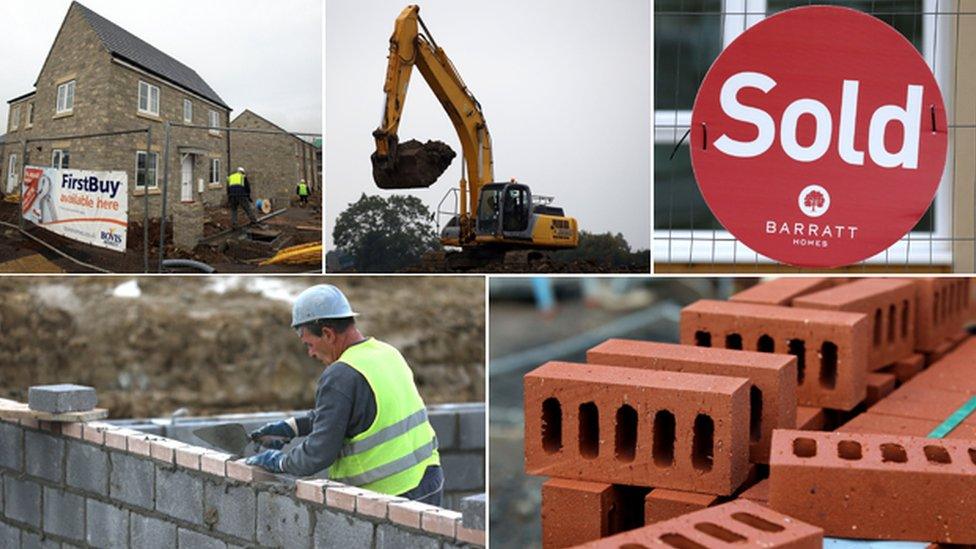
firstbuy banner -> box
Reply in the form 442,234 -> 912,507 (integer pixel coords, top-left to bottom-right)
21,166 -> 128,252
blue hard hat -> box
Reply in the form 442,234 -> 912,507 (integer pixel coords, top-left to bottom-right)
292,285 -> 359,328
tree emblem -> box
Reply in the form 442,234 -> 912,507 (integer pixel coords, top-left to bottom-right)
804,190 -> 825,212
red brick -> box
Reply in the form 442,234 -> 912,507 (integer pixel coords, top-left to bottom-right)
867,386 -> 976,427
570,499 -> 822,549
795,406 -> 825,431
905,338 -> 976,393
587,339 -> 796,463
864,372 -> 896,406
730,277 -> 834,306
769,429 -> 976,543
794,279 -> 916,371
925,338 -> 956,365
883,353 -> 925,383
914,278 -> 971,352
681,299 -> 868,410
524,362 -> 750,495
836,412 -> 976,440
542,479 -> 647,548
738,478 -> 769,504
421,508 -> 461,538
644,489 -> 718,525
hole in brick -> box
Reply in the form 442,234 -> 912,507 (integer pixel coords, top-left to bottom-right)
788,339 -> 806,385
969,448 -> 976,466
887,304 -> 895,342
611,485 -> 651,533
731,512 -> 785,533
901,299 -> 909,339
819,341 -> 837,389
615,405 -> 637,463
660,534 -> 708,549
749,385 -> 763,443
924,445 -> 951,464
579,402 -> 599,459
694,522 -> 748,543
695,331 -> 712,347
793,437 -> 817,458
872,308 -> 881,346
653,409 -> 676,467
542,397 -> 562,454
692,414 -> 714,472
838,440 -> 862,460
757,334 -> 774,353
880,443 -> 907,463
725,333 -> 743,350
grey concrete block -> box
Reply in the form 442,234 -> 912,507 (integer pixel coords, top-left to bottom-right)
26,431 -> 64,482
178,528 -> 226,549
256,491 -> 310,548
440,453 -> 484,492
21,530 -> 60,549
4,475 -> 41,527
428,410 -> 458,450
0,520 -> 20,548
66,441 -> 108,495
460,493 -> 485,530
86,499 -> 129,549
156,467 -> 203,525
43,487 -> 85,541
375,523 -> 439,549
0,422 -> 23,472
458,409 -> 485,450
314,508 -> 375,549
28,384 -> 97,413
203,481 -> 255,541
110,452 -> 154,510
130,513 -> 177,549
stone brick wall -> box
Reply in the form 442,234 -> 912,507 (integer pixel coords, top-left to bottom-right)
0,414 -> 485,548
229,110 -> 320,206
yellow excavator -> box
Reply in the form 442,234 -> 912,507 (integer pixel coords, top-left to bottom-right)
371,5 -> 579,265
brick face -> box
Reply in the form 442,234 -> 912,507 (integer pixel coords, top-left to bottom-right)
229,110 -> 320,205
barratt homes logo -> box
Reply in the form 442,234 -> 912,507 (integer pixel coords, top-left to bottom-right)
689,6 -> 947,268
799,185 -> 829,218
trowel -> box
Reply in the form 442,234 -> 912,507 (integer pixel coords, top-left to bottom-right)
192,423 -> 256,457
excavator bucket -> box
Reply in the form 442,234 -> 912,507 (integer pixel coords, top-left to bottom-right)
372,139 -> 456,189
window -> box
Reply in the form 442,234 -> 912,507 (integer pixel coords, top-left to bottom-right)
183,99 -> 193,124
209,158 -> 221,183
654,0 -> 950,265
136,151 -> 159,188
138,81 -> 160,116
52,150 -> 70,169
26,103 -> 34,127
56,81 -> 75,114
10,105 -> 20,131
209,110 -> 220,135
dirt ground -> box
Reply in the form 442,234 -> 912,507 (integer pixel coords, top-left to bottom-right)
0,276 -> 484,419
0,200 -> 322,274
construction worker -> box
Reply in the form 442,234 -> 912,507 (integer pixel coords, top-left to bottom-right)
226,167 -> 259,228
246,285 -> 444,505
296,179 -> 310,207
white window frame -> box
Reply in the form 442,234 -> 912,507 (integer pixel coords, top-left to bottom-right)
10,105 -> 20,131
183,99 -> 193,124
654,0 -> 954,266
138,81 -> 160,116
52,149 -> 70,169
208,110 -> 220,135
209,158 -> 221,184
25,103 -> 34,127
7,154 -> 18,184
135,151 -> 159,189
56,81 -> 75,114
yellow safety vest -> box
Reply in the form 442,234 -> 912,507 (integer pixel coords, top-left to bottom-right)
328,338 -> 440,495
227,172 -> 245,187
298,182 -> 309,196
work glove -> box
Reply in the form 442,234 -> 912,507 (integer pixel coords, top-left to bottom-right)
249,419 -> 297,450
246,449 -> 284,473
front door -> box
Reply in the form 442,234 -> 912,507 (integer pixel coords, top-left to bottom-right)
181,154 -> 193,202
6,154 -> 18,194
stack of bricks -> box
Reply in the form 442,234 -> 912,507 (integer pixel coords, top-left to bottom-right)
0,412 -> 485,548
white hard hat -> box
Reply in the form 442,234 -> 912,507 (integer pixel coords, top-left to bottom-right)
292,285 -> 358,328
237,167 -> 246,173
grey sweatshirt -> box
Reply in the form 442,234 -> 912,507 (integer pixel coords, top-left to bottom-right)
279,357 -> 377,477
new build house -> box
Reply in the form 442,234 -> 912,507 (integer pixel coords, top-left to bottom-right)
230,110 -> 321,206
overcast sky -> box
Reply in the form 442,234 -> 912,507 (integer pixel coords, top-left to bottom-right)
325,0 -> 651,250
0,0 -> 322,134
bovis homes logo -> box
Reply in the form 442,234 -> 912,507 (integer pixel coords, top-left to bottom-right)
690,6 -> 948,267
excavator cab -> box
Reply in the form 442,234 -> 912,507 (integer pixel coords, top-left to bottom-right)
476,182 -> 532,238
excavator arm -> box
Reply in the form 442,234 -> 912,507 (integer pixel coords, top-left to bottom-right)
372,5 -> 494,243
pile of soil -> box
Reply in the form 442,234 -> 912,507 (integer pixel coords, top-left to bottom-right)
372,139 -> 456,189
0,276 -> 483,418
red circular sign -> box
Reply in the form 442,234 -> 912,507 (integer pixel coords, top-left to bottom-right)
690,6 -> 947,268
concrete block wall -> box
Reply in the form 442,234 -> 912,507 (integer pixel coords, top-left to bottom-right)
0,416 -> 485,548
